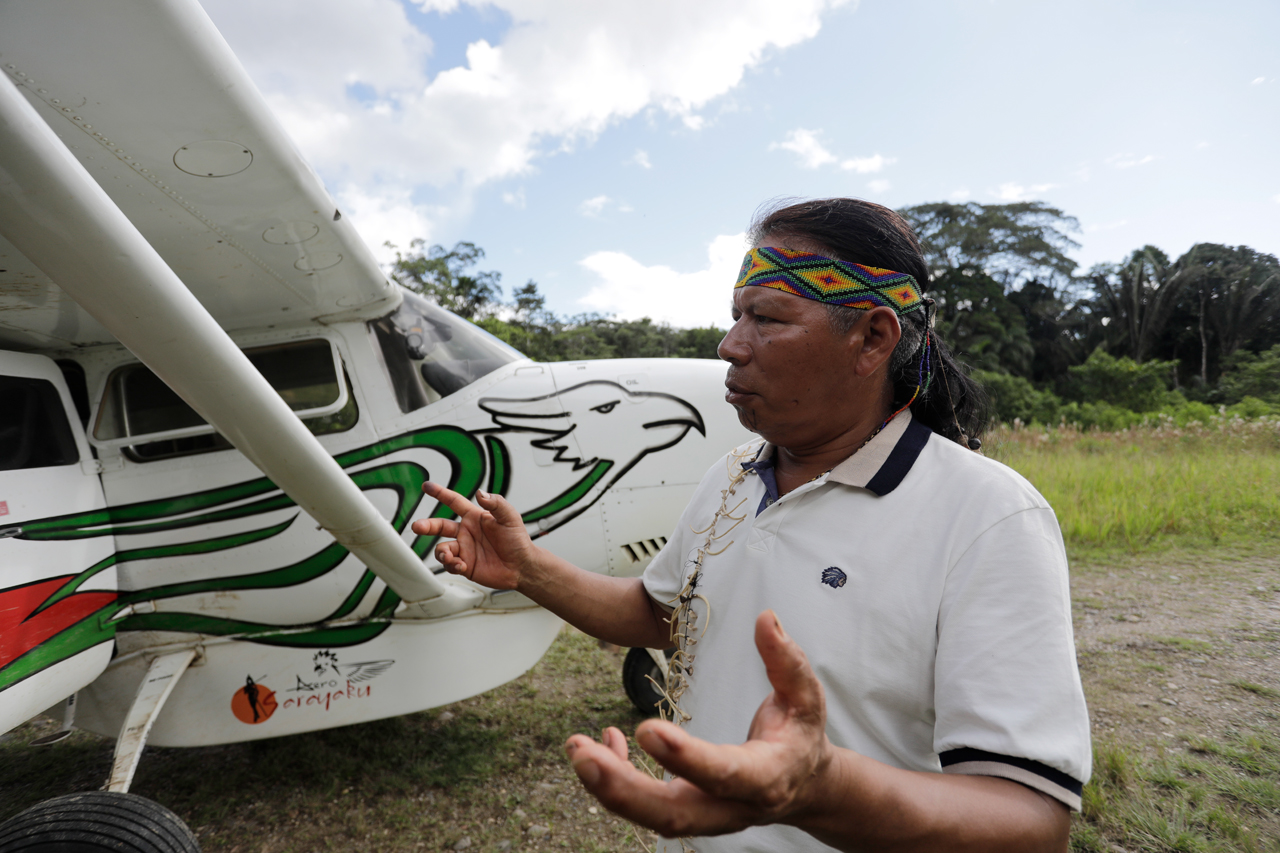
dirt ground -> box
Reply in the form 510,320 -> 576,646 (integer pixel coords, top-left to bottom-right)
1071,547 -> 1280,752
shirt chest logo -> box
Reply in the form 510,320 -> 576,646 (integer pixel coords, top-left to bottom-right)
821,567 -> 848,589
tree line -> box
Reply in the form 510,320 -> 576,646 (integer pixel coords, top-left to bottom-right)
386,202 -> 1280,426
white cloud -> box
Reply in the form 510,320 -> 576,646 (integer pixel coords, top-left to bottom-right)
991,182 -> 1058,202
629,149 -> 653,169
867,179 -> 890,193
948,188 -> 971,201
1273,193 -> 1280,204
1107,153 -> 1155,169
1252,76 -> 1266,85
579,195 -> 611,217
771,128 -> 893,173
578,233 -> 747,327
502,188 -> 526,208
205,0 -> 847,210
771,128 -> 837,168
578,195 -> 632,217
841,154 -> 893,174
337,183 -> 439,265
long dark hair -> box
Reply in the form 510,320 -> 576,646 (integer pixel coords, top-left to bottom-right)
750,198 -> 989,445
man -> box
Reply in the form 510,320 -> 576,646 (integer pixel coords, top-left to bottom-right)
413,199 -> 1090,851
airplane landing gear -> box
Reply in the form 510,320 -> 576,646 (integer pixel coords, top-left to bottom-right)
0,791 -> 200,852
622,647 -> 673,718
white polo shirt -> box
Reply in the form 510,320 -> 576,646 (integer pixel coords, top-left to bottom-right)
642,411 -> 1091,853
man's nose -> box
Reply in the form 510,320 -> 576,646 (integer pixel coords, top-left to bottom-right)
717,321 -> 749,364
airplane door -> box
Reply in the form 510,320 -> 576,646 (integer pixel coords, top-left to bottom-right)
0,351 -> 116,735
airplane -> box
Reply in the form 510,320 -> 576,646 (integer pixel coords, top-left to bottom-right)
0,1 -> 749,848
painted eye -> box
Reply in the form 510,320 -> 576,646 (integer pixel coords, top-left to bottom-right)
591,401 -> 619,414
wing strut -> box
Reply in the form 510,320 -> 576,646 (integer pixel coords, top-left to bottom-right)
0,73 -> 476,618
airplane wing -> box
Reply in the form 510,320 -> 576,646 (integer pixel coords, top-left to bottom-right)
0,0 -> 398,351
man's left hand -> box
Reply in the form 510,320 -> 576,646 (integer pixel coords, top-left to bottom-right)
564,610 -> 831,838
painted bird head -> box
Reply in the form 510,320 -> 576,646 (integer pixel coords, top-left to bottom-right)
479,380 -> 705,475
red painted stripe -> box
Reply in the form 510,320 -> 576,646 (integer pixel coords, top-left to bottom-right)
0,578 -> 117,670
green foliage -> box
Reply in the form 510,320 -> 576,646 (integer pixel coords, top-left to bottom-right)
900,200 -> 1081,287
480,313 -> 723,363
386,240 -> 503,320
930,269 -> 1034,374
1066,349 -> 1180,412
1227,397 -> 1276,418
383,224 -> 1276,420
973,370 -> 1061,424
1219,345 -> 1280,404
1086,246 -> 1196,365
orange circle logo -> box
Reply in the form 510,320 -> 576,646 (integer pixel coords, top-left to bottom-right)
231,676 -> 277,724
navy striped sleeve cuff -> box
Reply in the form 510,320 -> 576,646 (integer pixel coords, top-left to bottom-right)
940,748 -> 1084,811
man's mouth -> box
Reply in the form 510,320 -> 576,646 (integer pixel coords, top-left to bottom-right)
724,378 -> 756,405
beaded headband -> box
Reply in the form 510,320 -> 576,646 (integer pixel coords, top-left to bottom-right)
734,247 -> 925,316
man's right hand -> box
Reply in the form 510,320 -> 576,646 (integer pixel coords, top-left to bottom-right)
410,482 -> 538,590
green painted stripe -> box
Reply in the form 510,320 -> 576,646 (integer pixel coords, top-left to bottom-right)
20,425 -> 487,541
119,541 -> 349,605
11,425 -> 496,662
325,570 -> 377,621
30,517 -> 297,617
118,612 -> 392,649
520,460 -> 612,523
486,435 -> 511,496
20,477 -> 280,537
0,618 -> 116,693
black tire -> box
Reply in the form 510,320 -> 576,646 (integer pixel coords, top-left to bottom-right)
622,647 -> 672,717
0,791 -> 200,853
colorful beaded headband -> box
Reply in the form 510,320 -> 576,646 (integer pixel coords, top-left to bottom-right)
734,247 -> 925,316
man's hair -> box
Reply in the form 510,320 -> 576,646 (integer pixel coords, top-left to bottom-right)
749,198 -> 989,445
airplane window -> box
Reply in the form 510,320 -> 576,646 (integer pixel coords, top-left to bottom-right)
0,376 -> 79,470
93,340 -> 358,462
371,291 -> 524,413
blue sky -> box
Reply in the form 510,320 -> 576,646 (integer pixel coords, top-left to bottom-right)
204,0 -> 1279,329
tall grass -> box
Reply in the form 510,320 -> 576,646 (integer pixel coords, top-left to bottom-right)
985,417 -> 1280,551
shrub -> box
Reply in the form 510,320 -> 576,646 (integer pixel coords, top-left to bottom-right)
1167,400 -> 1218,426
1056,401 -> 1146,431
974,370 -> 1062,424
1225,396 -> 1275,419
1065,349 -> 1180,412
1219,345 -> 1280,405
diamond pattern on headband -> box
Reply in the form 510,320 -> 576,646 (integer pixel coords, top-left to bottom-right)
734,247 -> 924,315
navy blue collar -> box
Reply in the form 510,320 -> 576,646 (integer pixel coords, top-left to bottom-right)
743,410 -> 932,503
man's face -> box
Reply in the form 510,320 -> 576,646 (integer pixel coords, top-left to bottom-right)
717,283 -> 862,448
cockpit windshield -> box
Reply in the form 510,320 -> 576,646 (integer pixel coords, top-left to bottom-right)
370,290 -> 525,413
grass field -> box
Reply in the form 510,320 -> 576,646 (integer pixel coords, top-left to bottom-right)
987,418 -> 1280,553
3,421 -> 1278,852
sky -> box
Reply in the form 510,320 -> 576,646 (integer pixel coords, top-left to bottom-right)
201,0 -> 1280,330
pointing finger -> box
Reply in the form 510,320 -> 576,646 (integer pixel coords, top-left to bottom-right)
421,481 -> 479,517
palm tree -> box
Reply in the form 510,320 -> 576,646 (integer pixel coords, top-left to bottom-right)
1088,246 -> 1190,364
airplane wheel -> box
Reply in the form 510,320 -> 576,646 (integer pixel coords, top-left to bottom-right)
622,647 -> 672,718
0,790 -> 200,852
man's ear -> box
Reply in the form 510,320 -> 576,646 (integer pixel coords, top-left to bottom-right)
852,307 -> 901,378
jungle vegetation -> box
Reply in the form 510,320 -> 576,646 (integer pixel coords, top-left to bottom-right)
385,202 -> 1280,427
